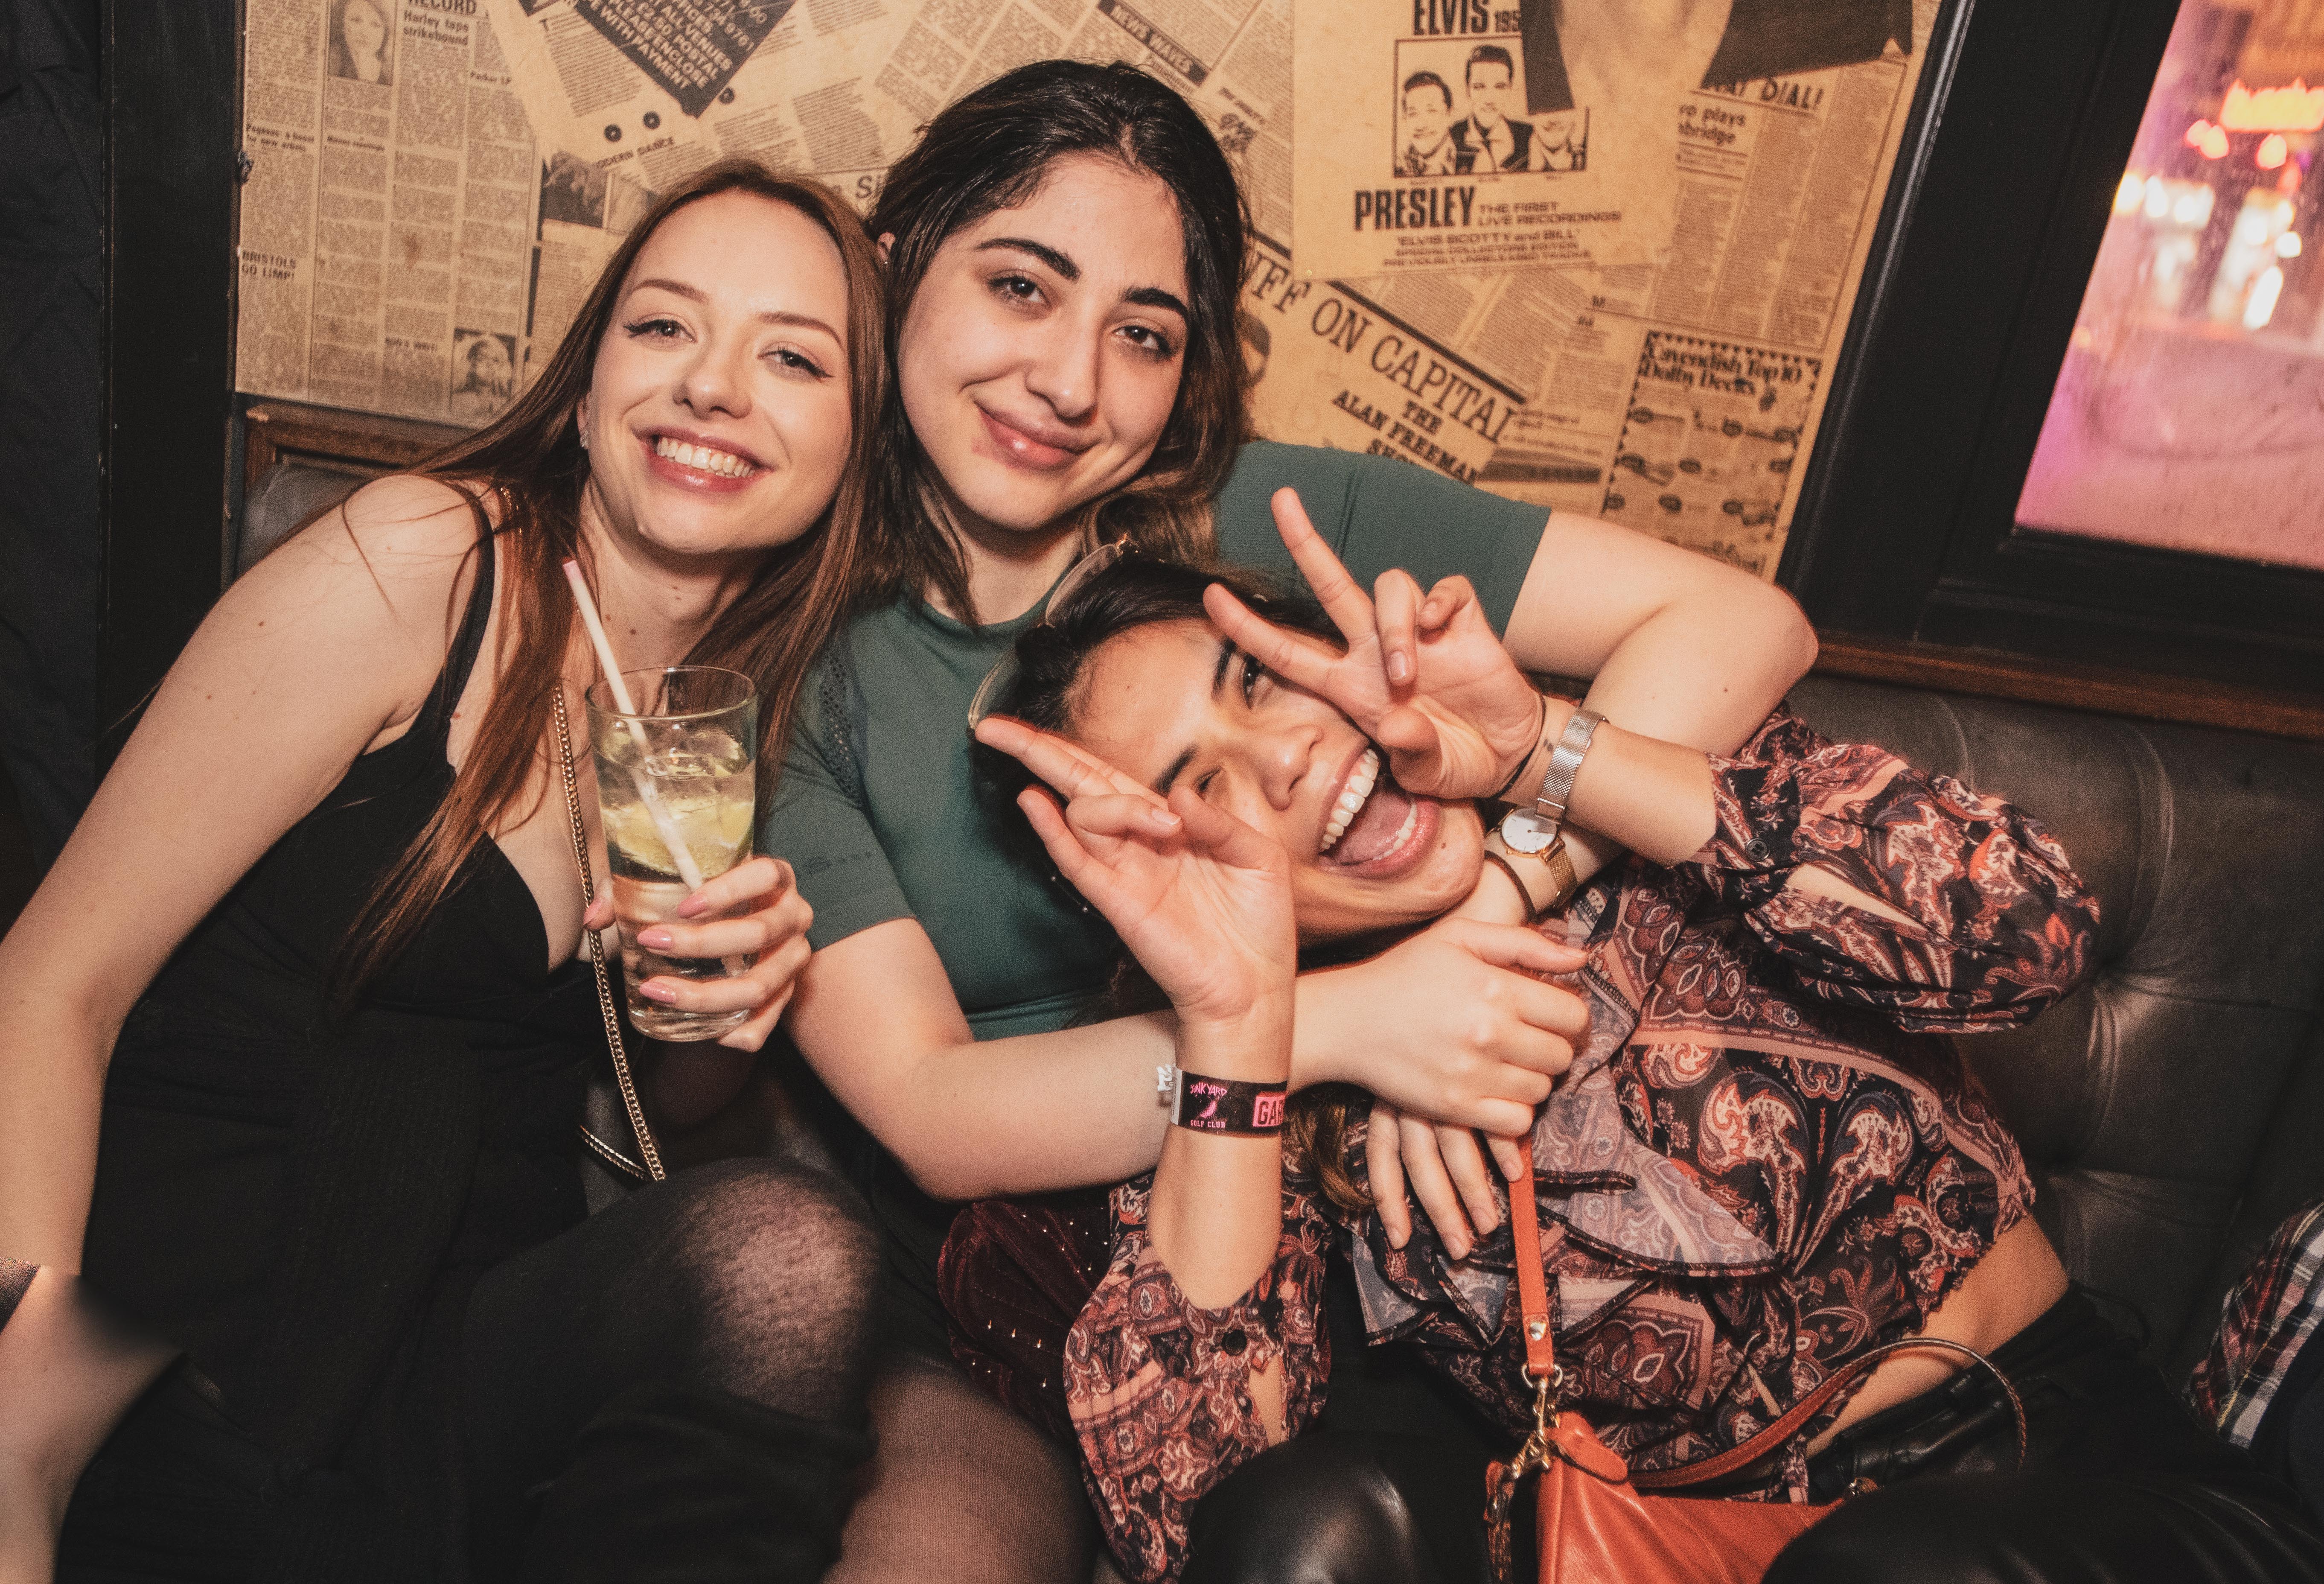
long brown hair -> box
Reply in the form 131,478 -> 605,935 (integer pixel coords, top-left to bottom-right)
863,61 -> 1253,625
334,159 -> 885,999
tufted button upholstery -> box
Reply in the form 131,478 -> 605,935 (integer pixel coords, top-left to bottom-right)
1787,677 -> 2324,1382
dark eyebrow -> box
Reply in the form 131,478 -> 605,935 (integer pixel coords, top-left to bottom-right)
976,239 -> 1190,323
626,277 -> 842,342
1152,639 -> 1240,796
1127,285 -> 1191,321
976,237 -> 1079,280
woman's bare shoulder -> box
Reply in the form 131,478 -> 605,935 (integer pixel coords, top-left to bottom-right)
195,473 -> 504,733
266,472 -> 492,577
236,473 -> 496,634
15,476 -> 508,1021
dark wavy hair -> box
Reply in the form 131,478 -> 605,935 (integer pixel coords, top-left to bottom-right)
865,60 -> 1253,625
1000,556 -> 1325,739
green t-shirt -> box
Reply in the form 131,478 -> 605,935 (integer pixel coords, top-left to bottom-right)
764,440 -> 1548,1041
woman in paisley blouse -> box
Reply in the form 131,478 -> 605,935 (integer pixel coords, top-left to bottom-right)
957,518 -> 2324,1584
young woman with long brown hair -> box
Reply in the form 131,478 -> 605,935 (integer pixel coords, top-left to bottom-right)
741,59 -> 1820,1582
0,161 -> 885,1582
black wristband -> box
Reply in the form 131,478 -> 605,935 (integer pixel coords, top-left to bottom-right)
1487,694 -> 1553,804
1169,1068 -> 1288,1135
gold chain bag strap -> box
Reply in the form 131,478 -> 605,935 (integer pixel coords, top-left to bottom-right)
551,684 -> 665,1185
1485,1174 -> 2027,1584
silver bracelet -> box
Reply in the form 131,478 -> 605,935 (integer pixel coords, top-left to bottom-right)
1532,706 -> 1604,827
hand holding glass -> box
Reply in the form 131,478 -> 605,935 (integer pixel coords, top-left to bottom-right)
585,665 -> 757,1041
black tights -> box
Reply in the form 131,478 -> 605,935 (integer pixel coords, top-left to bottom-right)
827,1350 -> 1098,1584
462,1157 -> 880,1580
61,1158 -> 878,1583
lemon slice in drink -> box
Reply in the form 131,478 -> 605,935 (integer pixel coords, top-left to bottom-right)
603,795 -> 754,877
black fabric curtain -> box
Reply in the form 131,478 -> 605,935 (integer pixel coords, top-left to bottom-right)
0,0 -> 102,864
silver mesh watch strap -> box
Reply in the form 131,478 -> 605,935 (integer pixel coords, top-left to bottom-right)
1533,706 -> 1604,825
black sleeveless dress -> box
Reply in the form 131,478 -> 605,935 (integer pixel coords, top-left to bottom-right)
77,536 -> 601,1567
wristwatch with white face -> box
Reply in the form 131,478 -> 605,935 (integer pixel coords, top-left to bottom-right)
1483,816 -> 1578,919
1500,806 -> 1561,855
1484,706 -> 1603,919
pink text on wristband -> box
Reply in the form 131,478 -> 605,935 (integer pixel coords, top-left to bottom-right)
1168,1069 -> 1289,1135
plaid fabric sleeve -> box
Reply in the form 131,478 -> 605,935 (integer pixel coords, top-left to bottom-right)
2190,1193 -> 2324,1448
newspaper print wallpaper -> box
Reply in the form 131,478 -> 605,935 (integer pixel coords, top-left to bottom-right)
234,0 -> 1941,577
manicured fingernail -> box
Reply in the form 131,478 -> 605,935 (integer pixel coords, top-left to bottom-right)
1386,651 -> 1411,682
638,981 -> 679,1004
675,896 -> 708,917
637,927 -> 673,950
1151,810 -> 1182,828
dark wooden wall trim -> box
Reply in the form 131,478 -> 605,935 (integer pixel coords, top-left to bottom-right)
1813,633 -> 2324,743
243,400 -> 467,490
100,0 -> 242,760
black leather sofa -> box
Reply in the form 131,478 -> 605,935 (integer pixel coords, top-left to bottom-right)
1789,674 -> 2324,1383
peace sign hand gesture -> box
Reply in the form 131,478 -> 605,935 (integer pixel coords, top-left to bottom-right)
1008,756 -> 1298,1031
1204,488 -> 1545,802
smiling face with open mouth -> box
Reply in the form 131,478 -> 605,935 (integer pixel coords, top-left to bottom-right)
1065,618 -> 1486,944
894,153 -> 1192,553
577,189 -> 854,566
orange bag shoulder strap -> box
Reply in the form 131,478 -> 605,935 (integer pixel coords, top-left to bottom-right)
1503,1174 -> 2026,1489
1509,1158 -> 1558,1380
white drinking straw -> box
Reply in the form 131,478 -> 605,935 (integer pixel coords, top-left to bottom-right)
563,559 -> 749,977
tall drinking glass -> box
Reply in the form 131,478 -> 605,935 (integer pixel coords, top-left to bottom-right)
585,665 -> 757,1041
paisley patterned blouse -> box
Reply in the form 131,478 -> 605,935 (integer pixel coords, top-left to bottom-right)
947,714 -> 2097,1584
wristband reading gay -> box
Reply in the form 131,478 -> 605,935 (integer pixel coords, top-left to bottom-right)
1168,1068 -> 1289,1135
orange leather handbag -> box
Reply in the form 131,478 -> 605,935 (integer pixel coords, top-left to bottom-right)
1485,1178 -> 2027,1584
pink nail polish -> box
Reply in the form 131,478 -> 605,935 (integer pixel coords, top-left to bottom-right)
638,981 -> 678,1004
637,927 -> 673,950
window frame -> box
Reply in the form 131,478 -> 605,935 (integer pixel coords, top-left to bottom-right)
1779,0 -> 2324,700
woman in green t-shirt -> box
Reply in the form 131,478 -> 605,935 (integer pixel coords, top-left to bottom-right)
737,61 -> 1820,1581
